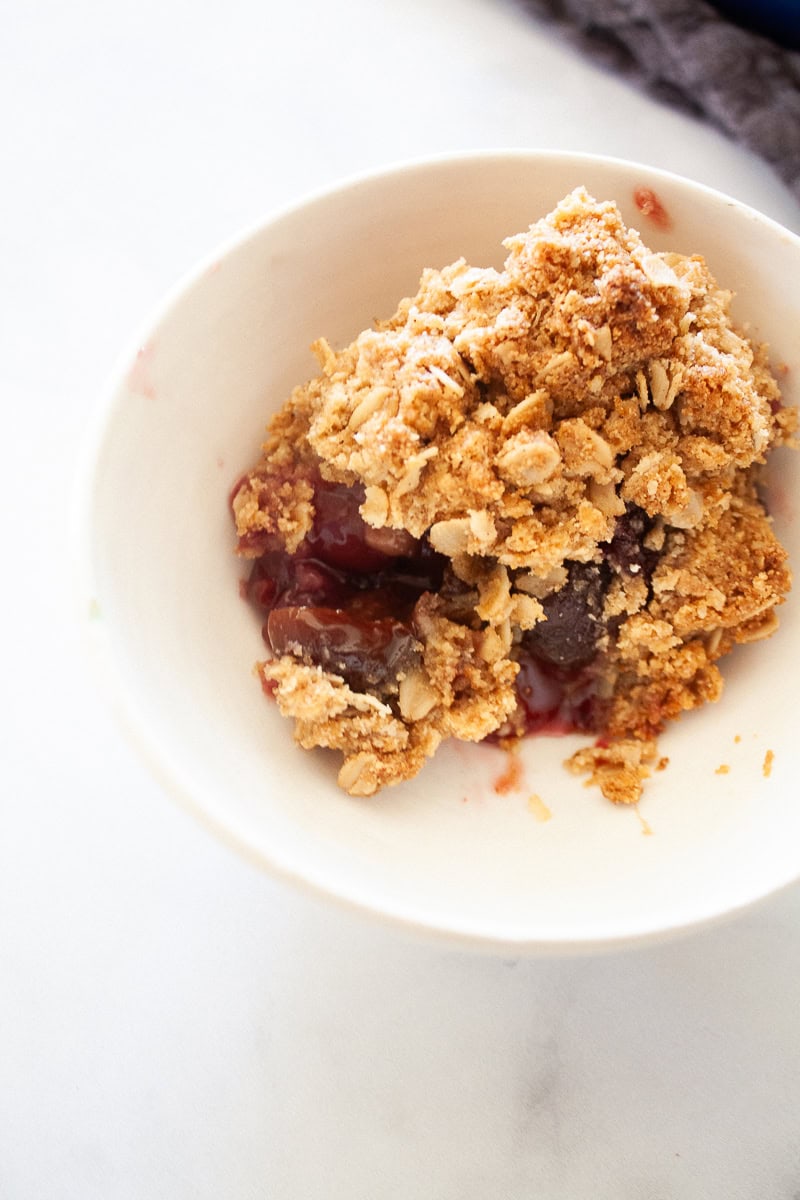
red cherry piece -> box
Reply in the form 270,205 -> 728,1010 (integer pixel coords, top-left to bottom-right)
266,605 -> 421,691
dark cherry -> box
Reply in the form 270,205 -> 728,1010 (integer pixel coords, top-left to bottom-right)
267,606 -> 421,691
522,561 -> 609,670
606,503 -> 659,583
305,479 -> 419,572
246,550 -> 349,611
505,504 -> 666,734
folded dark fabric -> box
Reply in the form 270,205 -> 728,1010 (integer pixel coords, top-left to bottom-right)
517,0 -> 800,201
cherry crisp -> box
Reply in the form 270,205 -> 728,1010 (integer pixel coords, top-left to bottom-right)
231,189 -> 796,803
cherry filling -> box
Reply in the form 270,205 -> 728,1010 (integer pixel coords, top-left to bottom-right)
523,561 -> 608,670
267,606 -> 421,692
237,472 -> 446,693
606,502 -> 660,583
237,468 -> 660,737
504,504 -> 660,737
508,657 -> 601,736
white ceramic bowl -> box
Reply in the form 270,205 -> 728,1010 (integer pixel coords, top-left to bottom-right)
76,151 -> 800,953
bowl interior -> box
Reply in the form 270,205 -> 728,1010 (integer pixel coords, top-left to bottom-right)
80,152 -> 800,950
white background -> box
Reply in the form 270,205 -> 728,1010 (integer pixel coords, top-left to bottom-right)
3,1 -> 800,1196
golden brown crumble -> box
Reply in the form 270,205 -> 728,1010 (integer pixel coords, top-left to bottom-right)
233,189 -> 795,805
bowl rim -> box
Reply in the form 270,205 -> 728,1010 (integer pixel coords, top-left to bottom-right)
71,147 -> 800,955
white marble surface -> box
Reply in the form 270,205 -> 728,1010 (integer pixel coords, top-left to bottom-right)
3,1 -> 800,1196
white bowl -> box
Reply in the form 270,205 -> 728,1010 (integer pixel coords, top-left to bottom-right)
76,151 -> 800,953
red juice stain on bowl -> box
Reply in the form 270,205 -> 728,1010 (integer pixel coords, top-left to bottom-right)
633,186 -> 672,231
128,339 -> 158,400
493,751 -> 525,795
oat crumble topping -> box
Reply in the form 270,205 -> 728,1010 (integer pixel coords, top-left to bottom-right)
232,189 -> 796,804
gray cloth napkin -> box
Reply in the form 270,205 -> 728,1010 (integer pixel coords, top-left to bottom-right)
518,0 -> 800,200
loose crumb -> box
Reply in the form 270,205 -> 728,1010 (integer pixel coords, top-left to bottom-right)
763,749 -> 775,778
566,738 -> 659,805
528,793 -> 553,822
635,806 -> 654,836
715,764 -> 730,775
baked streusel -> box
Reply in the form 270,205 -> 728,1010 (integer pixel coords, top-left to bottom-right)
231,188 -> 796,803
